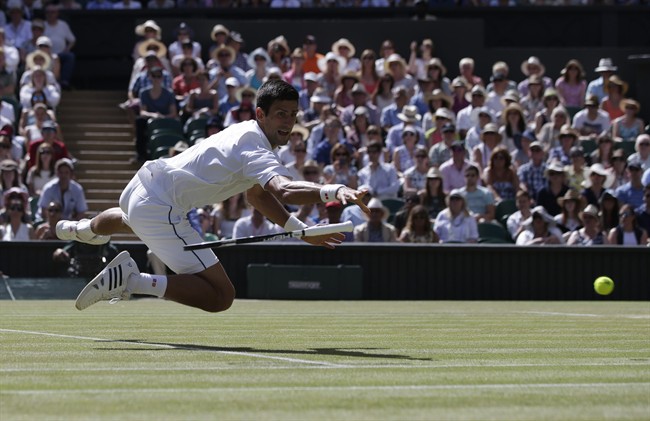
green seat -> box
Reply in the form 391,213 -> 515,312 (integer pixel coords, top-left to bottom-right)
580,138 -> 597,155
614,141 -> 636,157
478,222 -> 511,243
495,199 -> 517,224
152,146 -> 171,159
149,133 -> 185,159
381,198 -> 405,225
146,118 -> 183,138
185,118 -> 207,136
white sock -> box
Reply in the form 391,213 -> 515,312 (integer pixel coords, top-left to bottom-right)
128,272 -> 168,298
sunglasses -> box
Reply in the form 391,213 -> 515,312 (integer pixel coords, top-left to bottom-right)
40,149 -> 52,154
151,74 -> 163,79
0,144 -> 10,149
218,53 -> 231,58
303,170 -> 319,175
619,211 -> 634,218
415,155 -> 428,159
47,207 -> 61,213
335,152 -> 349,157
639,143 -> 650,147
294,149 -> 306,153
9,205 -> 23,211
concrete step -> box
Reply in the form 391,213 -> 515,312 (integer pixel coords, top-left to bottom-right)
61,123 -> 132,130
64,132 -> 133,142
80,169 -> 139,178
86,198 -> 121,210
73,150 -> 134,160
78,179 -> 130,190
75,160 -> 139,172
69,140 -> 133,151
86,189 -> 123,201
58,114 -> 126,124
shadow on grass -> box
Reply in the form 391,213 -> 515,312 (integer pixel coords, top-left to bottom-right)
98,340 -> 432,362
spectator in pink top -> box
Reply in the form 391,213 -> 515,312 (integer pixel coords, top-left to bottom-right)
555,59 -> 586,114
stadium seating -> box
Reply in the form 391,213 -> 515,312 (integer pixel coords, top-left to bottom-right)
477,222 -> 512,243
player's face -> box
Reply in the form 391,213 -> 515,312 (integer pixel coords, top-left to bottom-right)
257,100 -> 299,149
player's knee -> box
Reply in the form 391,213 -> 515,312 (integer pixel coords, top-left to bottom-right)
203,284 -> 235,313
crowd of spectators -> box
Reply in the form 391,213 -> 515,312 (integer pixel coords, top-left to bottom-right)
119,19 -> 650,246
0,1 -> 80,242
1,12 -> 649,249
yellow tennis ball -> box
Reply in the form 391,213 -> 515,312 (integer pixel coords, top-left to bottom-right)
594,276 -> 614,295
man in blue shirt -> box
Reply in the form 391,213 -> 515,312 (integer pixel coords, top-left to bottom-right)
616,159 -> 645,210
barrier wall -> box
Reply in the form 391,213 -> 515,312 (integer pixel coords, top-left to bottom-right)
1,241 -> 647,301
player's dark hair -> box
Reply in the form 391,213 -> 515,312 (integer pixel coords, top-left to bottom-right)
256,79 -> 299,115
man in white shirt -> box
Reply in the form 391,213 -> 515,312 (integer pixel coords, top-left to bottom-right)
571,95 -> 611,139
357,141 -> 400,199
56,80 -> 369,314
232,208 -> 280,238
456,85 -> 486,139
43,5 -> 76,89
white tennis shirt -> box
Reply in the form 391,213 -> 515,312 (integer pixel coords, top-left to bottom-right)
137,120 -> 292,210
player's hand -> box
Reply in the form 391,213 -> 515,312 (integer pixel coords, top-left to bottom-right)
336,187 -> 370,215
301,231 -> 345,250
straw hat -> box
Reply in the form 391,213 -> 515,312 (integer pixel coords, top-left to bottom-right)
246,47 -> 271,70
235,86 -> 256,103
426,58 -> 447,76
558,124 -> 579,140
523,206 -> 556,227
25,50 -> 51,71
520,56 -> 546,77
620,98 -> 640,113
331,38 -> 356,57
594,58 -> 617,73
212,45 -> 236,63
481,123 -> 502,140
137,39 -> 167,58
500,90 -> 521,107
310,87 -> 331,104
341,70 -> 360,83
583,163 -> 615,189
210,24 -> 230,41
605,75 -> 628,95
135,20 -> 161,39
290,124 -> 310,140
384,53 -> 407,74
433,107 -> 455,123
465,84 -> 487,102
451,76 -> 470,90
557,189 -> 581,207
427,167 -> 443,179
580,204 -> 600,220
397,105 -> 422,123
425,89 -> 453,109
317,52 -> 345,73
364,198 -> 390,222
544,160 -> 566,178
560,59 -> 586,79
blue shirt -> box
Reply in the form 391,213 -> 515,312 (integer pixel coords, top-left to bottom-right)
615,183 -> 644,211
461,185 -> 495,216
585,77 -> 606,103
38,179 -> 88,220
139,87 -> 175,115
380,103 -> 402,129
314,139 -> 337,166
517,161 -> 547,197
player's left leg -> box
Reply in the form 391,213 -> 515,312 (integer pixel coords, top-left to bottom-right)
56,207 -> 133,245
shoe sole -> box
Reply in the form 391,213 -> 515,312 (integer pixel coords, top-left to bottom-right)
75,251 -> 133,311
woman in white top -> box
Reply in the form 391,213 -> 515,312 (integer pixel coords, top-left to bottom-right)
434,189 -> 478,243
2,195 -> 34,240
607,204 -> 648,246
26,142 -> 56,196
19,67 -> 60,111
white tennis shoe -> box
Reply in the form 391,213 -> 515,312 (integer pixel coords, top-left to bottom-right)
56,219 -> 111,245
75,251 -> 139,311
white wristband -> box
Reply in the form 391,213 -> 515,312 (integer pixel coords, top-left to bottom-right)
320,184 -> 345,203
284,214 -> 308,232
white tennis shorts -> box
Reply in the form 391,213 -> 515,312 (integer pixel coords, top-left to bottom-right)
119,176 -> 219,274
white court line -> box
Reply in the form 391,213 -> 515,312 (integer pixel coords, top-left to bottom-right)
518,311 -> 650,319
2,361 -> 649,373
2,382 -> 649,396
0,328 -> 347,368
2,275 -> 15,301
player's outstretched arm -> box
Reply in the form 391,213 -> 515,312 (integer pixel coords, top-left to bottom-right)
264,175 -> 371,215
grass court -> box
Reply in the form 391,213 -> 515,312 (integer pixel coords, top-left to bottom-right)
1,300 -> 649,420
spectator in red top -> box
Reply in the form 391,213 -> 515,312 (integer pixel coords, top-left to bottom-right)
172,57 -> 199,101
27,120 -> 69,168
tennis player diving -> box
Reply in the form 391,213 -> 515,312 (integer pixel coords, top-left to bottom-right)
56,80 -> 370,312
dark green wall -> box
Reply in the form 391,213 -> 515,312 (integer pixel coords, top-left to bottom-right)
1,241 -> 647,301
